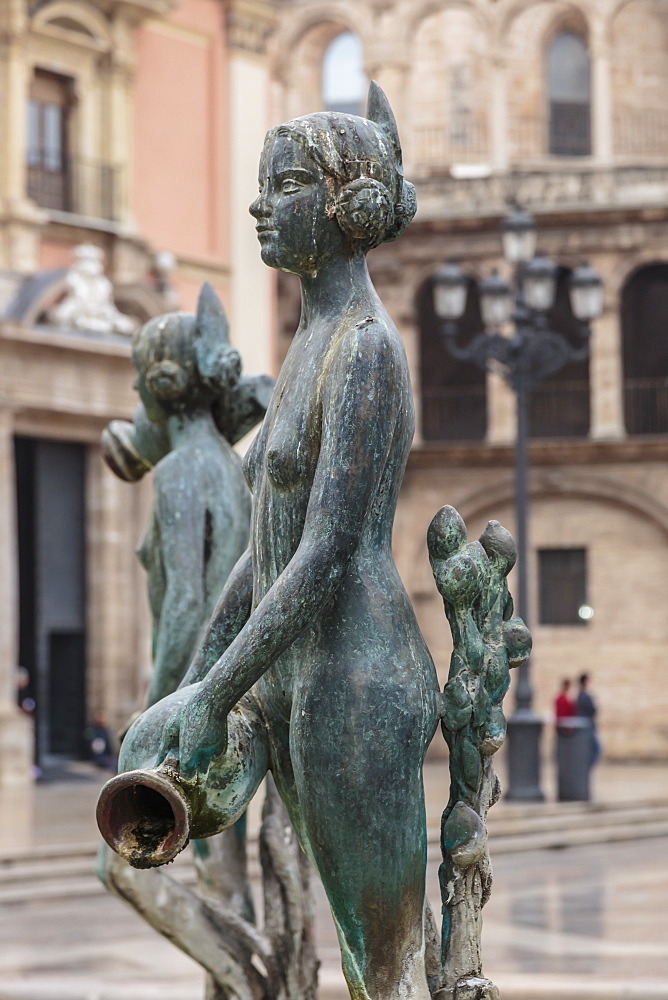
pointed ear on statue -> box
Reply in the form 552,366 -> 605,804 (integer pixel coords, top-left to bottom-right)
194,282 -> 236,382
366,81 -> 403,167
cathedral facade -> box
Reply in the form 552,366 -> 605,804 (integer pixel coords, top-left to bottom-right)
268,0 -> 668,760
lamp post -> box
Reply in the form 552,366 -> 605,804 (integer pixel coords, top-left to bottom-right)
432,206 -> 603,801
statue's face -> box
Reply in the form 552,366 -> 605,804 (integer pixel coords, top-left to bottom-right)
133,370 -> 165,423
249,133 -> 345,276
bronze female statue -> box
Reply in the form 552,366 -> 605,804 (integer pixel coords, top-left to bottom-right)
100,85 -> 441,1000
102,284 -> 273,709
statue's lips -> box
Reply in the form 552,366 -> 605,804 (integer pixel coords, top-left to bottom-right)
256,227 -> 276,239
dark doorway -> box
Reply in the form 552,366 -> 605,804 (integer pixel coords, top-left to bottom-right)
621,264 -> 668,435
418,276 -> 487,442
14,438 -> 87,765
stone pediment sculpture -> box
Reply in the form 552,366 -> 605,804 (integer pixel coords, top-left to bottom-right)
97,86 -> 530,1000
48,243 -> 135,335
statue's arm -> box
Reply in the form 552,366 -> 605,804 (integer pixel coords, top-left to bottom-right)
180,325 -> 400,746
144,458 -> 207,707
179,547 -> 254,688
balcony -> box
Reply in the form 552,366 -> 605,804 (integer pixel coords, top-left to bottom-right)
27,156 -> 123,222
421,385 -> 486,442
415,163 -> 668,221
422,381 -> 591,443
530,380 -> 590,438
624,377 -> 668,436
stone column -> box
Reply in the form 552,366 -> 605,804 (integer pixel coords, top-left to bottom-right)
0,407 -> 33,850
490,55 -> 509,172
591,25 -> 613,164
226,0 -> 277,375
86,446 -> 152,736
106,15 -> 138,231
590,306 -> 626,440
486,371 -> 515,444
0,1 -> 45,281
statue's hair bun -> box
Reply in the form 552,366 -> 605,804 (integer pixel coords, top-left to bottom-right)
145,359 -> 189,400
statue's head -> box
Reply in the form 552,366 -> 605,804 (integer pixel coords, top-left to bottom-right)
250,82 -> 416,277
131,283 -> 241,421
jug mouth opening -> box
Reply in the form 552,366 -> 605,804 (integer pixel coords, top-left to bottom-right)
96,769 -> 190,868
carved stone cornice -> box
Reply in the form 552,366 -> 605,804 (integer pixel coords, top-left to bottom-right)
225,0 -> 277,55
113,0 -> 174,26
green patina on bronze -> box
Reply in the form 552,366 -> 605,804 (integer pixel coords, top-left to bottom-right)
98,84 -> 531,1000
101,284 -> 273,709
428,506 -> 531,1000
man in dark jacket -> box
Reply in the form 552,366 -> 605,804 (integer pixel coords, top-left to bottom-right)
576,673 -> 600,765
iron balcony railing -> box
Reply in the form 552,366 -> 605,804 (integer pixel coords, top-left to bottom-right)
530,379 -> 590,438
614,108 -> 668,158
27,155 -> 123,221
421,380 -> 591,443
624,376 -> 668,435
421,385 -> 487,442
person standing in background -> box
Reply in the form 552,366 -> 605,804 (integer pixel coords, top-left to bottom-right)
576,672 -> 600,765
554,678 -> 575,723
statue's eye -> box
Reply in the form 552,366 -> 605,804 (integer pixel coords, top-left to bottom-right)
281,178 -> 303,194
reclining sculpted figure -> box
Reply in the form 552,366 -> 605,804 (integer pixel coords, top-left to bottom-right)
98,85 -> 530,1000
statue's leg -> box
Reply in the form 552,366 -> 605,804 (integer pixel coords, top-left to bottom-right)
291,684 -> 433,1000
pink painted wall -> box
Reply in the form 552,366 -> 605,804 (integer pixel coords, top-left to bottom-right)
133,0 -> 230,309
40,241 -> 76,271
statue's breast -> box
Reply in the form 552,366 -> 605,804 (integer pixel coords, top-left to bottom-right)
264,394 -> 320,492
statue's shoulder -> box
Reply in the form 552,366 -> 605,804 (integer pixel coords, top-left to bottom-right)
152,447 -> 200,492
338,313 -> 403,362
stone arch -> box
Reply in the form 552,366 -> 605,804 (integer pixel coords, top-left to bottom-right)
455,471 -> 668,540
609,252 -> 668,302
497,0 -> 592,46
609,0 -> 668,157
398,0 -> 492,45
270,6 -> 374,86
405,1 -> 493,172
31,0 -> 112,50
499,0 -> 591,161
271,16 -> 371,120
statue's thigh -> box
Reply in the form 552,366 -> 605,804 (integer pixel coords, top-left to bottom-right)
290,691 -> 429,996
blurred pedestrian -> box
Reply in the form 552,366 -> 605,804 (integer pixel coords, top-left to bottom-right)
16,666 -> 35,717
84,711 -> 117,770
554,678 -> 575,723
576,672 -> 600,765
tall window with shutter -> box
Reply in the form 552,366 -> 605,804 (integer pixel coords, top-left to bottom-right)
546,33 -> 591,156
27,70 -> 74,211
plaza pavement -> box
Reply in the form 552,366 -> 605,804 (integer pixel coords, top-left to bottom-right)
0,756 -> 666,1000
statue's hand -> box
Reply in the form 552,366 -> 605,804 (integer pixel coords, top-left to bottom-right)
177,692 -> 229,782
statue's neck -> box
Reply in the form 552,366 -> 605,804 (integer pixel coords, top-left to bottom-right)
166,408 -> 218,450
299,252 -> 374,327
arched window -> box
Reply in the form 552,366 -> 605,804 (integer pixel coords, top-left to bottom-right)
621,264 -> 668,435
530,267 -> 590,438
546,32 -> 591,156
322,32 -> 365,115
418,277 -> 486,442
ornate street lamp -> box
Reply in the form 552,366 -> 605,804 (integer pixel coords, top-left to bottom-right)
432,207 -> 603,801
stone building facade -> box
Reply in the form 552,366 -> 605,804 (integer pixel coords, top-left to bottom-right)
0,0 -> 277,845
268,0 -> 668,760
